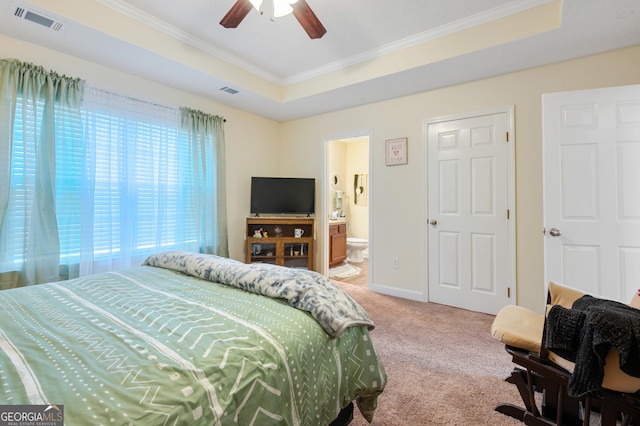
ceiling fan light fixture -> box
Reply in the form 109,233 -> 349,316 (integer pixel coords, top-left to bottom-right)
249,0 -> 263,12
220,0 -> 326,39
272,0 -> 293,18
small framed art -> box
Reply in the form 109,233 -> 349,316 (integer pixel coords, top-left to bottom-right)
385,137 -> 408,166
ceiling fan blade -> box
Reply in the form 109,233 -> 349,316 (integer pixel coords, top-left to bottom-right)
220,0 -> 253,28
291,0 -> 327,39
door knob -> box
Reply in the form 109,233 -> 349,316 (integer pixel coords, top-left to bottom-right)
429,219 -> 437,226
549,228 -> 561,237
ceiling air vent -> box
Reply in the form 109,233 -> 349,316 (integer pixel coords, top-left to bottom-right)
220,86 -> 239,95
14,6 -> 64,31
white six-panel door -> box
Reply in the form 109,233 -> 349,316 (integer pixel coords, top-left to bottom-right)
426,110 -> 514,315
543,85 -> 640,301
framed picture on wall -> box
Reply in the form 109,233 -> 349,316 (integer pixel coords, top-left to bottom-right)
386,137 -> 408,166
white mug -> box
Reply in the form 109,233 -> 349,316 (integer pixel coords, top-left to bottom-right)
294,228 -> 304,238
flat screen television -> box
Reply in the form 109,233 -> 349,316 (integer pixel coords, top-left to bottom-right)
250,177 -> 315,216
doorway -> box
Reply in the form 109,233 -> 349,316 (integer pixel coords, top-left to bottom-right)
543,84 -> 640,301
324,133 -> 372,282
424,107 -> 515,315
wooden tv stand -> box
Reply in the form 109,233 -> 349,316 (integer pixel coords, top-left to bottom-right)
245,217 -> 314,270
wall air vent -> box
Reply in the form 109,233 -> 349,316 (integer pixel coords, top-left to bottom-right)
14,6 -> 64,31
220,86 -> 239,95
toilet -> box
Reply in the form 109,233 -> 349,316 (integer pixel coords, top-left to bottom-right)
346,238 -> 368,263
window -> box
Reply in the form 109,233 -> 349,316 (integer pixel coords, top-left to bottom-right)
81,88 -> 194,261
3,84 -> 223,280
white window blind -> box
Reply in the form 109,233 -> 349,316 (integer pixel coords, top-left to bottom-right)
3,86 -> 201,277
77,87 -> 198,272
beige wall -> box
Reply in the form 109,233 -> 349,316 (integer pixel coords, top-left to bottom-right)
327,141 -> 347,217
345,140 -> 370,241
280,45 -> 640,313
3,33 -> 639,313
328,139 -> 369,240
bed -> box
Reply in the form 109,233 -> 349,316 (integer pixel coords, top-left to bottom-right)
0,251 -> 386,425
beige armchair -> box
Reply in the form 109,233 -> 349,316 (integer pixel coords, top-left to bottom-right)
491,282 -> 640,425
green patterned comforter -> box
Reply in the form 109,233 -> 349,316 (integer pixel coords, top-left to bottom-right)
0,253 -> 386,425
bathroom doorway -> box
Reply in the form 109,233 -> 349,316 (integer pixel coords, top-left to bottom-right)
324,133 -> 371,284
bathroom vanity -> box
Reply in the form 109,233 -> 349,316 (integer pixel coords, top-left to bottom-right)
328,220 -> 347,267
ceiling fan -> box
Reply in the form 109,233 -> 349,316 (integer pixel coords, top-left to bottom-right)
220,0 -> 327,39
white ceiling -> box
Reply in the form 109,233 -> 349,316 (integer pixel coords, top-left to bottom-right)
1,0 -> 639,122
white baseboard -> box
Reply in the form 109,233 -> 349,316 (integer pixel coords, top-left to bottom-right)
368,282 -> 425,302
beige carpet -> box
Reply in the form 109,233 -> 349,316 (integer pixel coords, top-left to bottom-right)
334,280 -> 525,426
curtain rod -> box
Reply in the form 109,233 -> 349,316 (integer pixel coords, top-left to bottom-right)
85,85 -> 227,123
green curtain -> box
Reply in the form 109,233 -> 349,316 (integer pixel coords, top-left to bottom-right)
180,107 -> 229,257
0,59 -> 84,284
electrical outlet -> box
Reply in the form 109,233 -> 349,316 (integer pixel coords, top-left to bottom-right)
392,258 -> 399,269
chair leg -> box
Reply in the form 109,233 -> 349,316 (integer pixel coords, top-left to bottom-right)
522,411 -> 558,426
496,403 -> 527,421
504,367 -> 540,416
497,363 -> 584,425
596,391 -> 640,426
582,398 -> 591,426
600,400 -> 619,426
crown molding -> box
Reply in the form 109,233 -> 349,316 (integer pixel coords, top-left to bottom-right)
96,0 -> 284,85
97,0 -> 556,87
283,0 -> 556,84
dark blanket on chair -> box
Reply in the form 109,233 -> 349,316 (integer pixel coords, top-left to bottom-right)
546,295 -> 640,397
